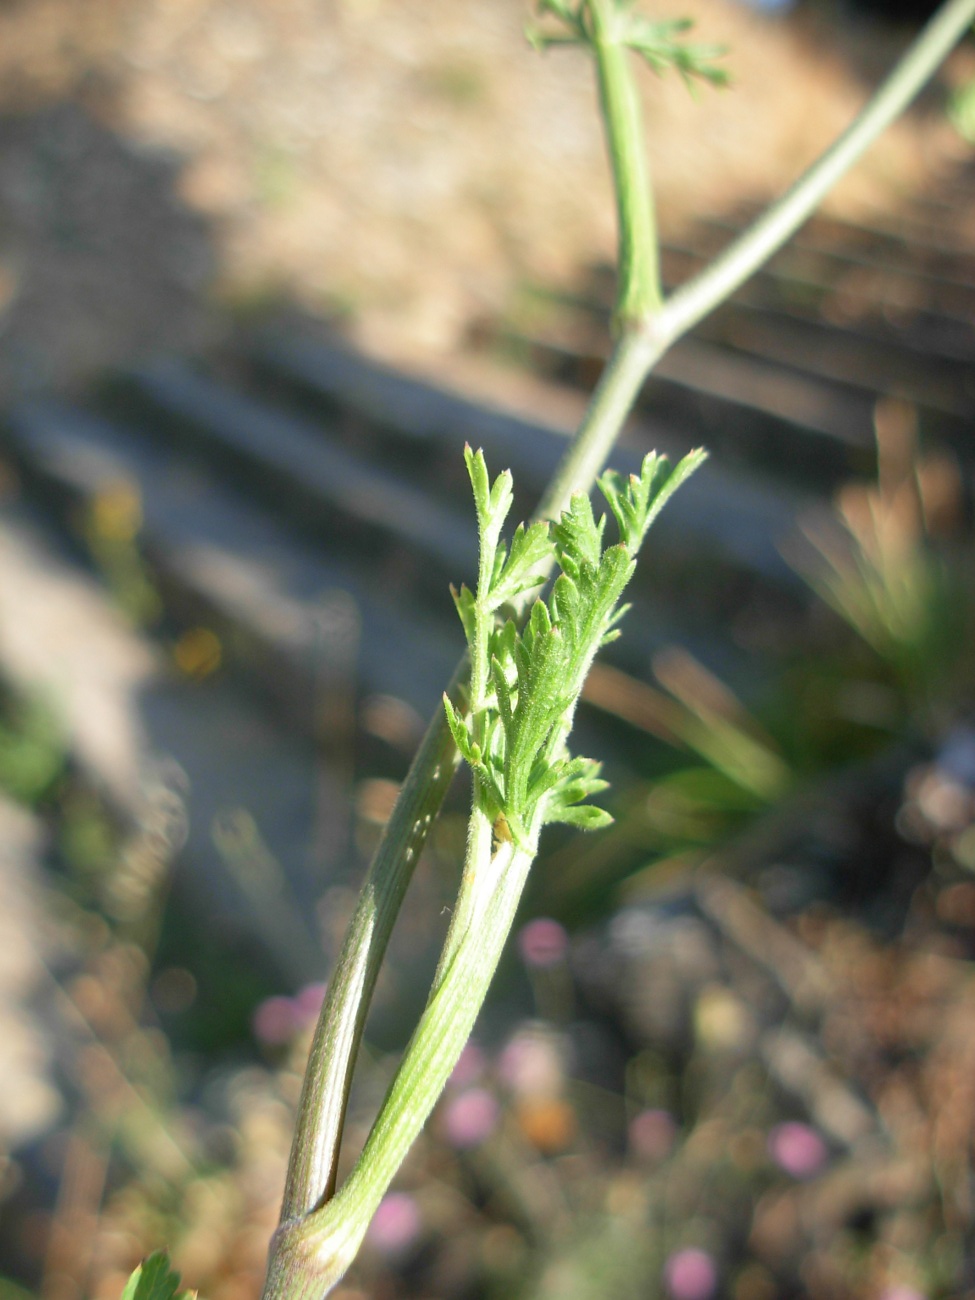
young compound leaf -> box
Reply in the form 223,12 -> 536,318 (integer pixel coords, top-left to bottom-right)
491,617 -> 520,680
528,593 -> 554,641
530,753 -> 613,831
443,694 -> 481,768
464,445 -> 513,553
490,520 -> 554,609
599,448 -> 707,554
649,446 -> 709,523
624,15 -> 729,90
490,655 -> 514,732
452,444 -> 701,849
557,776 -> 612,809
538,0 -> 581,24
527,0 -> 587,50
594,544 -> 636,614
464,444 -> 491,520
121,1253 -> 193,1300
529,4 -> 728,94
601,600 -> 631,646
528,753 -> 607,808
550,572 -> 582,647
598,455 -> 668,553
450,583 -> 477,646
546,802 -> 614,831
551,492 -> 605,579
556,755 -> 610,801
489,467 -> 515,524
504,610 -> 567,812
570,545 -> 635,666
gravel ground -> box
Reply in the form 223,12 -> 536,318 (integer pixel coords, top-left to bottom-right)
0,0 -> 971,397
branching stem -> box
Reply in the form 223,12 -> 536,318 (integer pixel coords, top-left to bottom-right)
261,2 -> 975,1296
656,0 -> 975,343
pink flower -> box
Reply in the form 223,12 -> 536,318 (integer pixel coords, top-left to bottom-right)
442,1087 -> 499,1149
663,1248 -> 718,1300
628,1108 -> 677,1162
367,1192 -> 421,1255
252,995 -> 300,1046
768,1121 -> 828,1179
252,983 -> 328,1046
879,1289 -> 927,1300
497,1026 -> 564,1097
518,918 -> 570,969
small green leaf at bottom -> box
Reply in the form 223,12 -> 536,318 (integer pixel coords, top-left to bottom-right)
121,1252 -> 194,1300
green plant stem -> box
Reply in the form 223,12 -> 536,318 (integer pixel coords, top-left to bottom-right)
278,661 -> 465,1220
273,327 -> 652,1230
535,326 -> 667,524
654,0 -> 975,345
264,1 -> 975,1293
266,838 -> 533,1300
273,311 -> 665,1244
588,0 -> 663,322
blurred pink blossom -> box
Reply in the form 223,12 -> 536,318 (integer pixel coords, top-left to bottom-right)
663,1248 -> 718,1300
497,1026 -> 565,1097
518,917 -> 570,969
252,983 -> 328,1046
442,1087 -> 499,1149
879,1289 -> 927,1300
252,995 -> 300,1046
628,1108 -> 677,1162
768,1121 -> 828,1179
367,1192 -> 421,1255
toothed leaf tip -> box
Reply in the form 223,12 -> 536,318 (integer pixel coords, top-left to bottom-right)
121,1253 -> 193,1300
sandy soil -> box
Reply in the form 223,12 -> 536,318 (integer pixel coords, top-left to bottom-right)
0,0 -> 971,391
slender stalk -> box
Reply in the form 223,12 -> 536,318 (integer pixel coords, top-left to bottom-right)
535,326 -> 666,524
265,840 -> 533,1300
655,0 -> 975,345
588,0 -> 663,321
279,660 -> 465,1220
